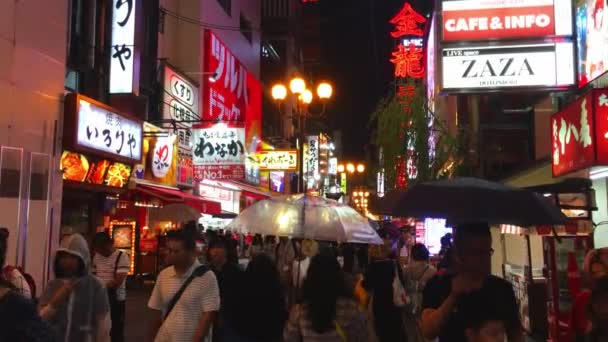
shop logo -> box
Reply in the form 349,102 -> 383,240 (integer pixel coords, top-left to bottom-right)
152,135 -> 175,178
552,99 -> 592,166
461,57 -> 534,78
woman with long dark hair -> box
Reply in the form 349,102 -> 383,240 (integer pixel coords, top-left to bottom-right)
0,228 -> 54,341
284,253 -> 367,341
224,253 -> 287,341
585,276 -> 608,341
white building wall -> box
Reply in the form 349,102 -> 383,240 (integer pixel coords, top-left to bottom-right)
0,0 -> 67,288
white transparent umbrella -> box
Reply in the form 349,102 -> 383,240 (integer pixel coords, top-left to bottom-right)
225,194 -> 383,244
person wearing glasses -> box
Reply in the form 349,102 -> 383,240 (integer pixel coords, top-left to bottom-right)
420,223 -> 524,342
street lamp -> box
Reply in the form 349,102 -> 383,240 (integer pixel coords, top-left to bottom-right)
271,77 -> 334,193
356,164 -> 365,173
346,163 -> 355,173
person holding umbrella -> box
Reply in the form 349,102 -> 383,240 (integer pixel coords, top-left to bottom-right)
420,223 -> 523,342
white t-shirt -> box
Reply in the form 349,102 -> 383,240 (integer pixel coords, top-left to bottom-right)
148,260 -> 220,342
92,249 -> 130,301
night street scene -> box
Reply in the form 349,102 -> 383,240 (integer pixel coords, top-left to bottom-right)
3,0 -> 608,341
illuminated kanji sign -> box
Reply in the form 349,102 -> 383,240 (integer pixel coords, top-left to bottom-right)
391,44 -> 425,79
390,2 -> 426,38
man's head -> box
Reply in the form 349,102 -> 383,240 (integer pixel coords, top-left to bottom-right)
208,239 -> 227,270
92,232 -> 114,257
166,229 -> 197,269
411,243 -> 430,262
56,251 -> 85,278
453,223 -> 493,277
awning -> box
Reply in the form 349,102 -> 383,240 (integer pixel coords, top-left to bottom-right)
221,180 -> 272,200
134,183 -> 222,215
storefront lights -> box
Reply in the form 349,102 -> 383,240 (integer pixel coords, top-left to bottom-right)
317,82 -> 333,99
271,84 -> 287,100
290,78 -> 306,94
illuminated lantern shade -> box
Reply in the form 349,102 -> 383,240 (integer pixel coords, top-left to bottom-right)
271,84 -> 287,100
337,164 -> 345,173
357,164 -> 365,173
300,89 -> 313,104
346,163 -> 355,173
317,82 -> 333,99
290,78 -> 306,94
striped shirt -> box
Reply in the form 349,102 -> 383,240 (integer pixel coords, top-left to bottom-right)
92,250 -> 130,301
148,260 -> 220,342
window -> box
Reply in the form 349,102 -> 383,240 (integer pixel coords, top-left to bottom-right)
240,13 -> 253,44
217,0 -> 231,16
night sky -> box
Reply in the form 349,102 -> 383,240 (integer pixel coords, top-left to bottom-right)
319,0 -> 432,159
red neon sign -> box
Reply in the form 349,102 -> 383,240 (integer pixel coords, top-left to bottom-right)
391,44 -> 425,79
390,3 -> 427,38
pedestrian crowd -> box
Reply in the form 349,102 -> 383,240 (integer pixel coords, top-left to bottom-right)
1,222 -> 608,342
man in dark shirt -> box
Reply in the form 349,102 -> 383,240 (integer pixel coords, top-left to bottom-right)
420,223 -> 524,342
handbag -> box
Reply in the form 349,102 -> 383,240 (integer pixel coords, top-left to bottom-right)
392,262 -> 408,308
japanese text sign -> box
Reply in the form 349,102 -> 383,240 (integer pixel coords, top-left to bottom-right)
256,150 -> 298,171
192,123 -> 246,180
162,64 -> 199,150
203,30 -> 252,122
134,123 -> 177,186
441,42 -> 575,91
306,135 -> 319,177
389,2 -> 426,79
552,88 -> 608,176
65,93 -> 143,163
441,0 -> 573,41
110,0 -> 137,94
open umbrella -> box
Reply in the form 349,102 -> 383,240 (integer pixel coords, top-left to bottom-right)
225,194 -> 383,244
375,177 -> 569,226
151,203 -> 202,223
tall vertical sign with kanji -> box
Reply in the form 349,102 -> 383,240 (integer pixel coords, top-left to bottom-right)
390,2 -> 427,186
110,0 -> 138,94
389,3 -> 426,80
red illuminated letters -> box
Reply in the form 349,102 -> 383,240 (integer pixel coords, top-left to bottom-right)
390,3 -> 427,38
391,44 -> 425,79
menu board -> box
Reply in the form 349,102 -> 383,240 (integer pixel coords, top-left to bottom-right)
112,224 -> 134,249
61,150 -> 131,188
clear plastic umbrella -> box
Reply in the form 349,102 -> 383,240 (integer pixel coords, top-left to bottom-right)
225,194 -> 383,244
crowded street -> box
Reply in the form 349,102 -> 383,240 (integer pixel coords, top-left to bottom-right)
2,0 -> 608,341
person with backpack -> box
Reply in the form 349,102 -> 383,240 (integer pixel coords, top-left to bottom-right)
92,232 -> 130,342
148,229 -> 220,342
403,244 -> 437,342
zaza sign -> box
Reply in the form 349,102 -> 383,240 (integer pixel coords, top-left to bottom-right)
552,88 -> 608,176
441,0 -> 573,41
441,42 -> 575,91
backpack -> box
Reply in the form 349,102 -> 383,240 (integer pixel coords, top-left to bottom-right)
2,265 -> 36,298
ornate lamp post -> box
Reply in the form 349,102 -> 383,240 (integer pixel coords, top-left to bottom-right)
271,78 -> 333,193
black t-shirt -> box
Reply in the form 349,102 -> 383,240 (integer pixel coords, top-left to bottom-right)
422,274 -> 520,342
0,290 -> 55,341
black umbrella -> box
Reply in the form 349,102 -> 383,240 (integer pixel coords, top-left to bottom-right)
375,177 -> 569,226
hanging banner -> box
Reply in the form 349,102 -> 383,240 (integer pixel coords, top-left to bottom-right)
109,0 -> 138,94
134,123 -> 178,186
192,123 -> 246,180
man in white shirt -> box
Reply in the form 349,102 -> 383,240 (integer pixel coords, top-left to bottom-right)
92,232 -> 130,342
148,229 -> 220,342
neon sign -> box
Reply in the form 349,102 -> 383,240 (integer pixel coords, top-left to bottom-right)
389,2 -> 426,79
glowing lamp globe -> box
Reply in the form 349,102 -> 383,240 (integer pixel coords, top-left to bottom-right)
337,164 -> 345,173
317,82 -> 333,99
357,164 -> 365,173
271,84 -> 287,100
300,89 -> 313,104
289,78 -> 306,94
346,163 -> 355,173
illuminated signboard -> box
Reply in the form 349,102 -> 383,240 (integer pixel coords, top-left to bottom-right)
109,0 -> 137,94
257,150 -> 298,171
551,88 -> 608,176
64,93 -> 143,163
389,2 -> 426,79
60,150 -> 132,188
133,123 -> 178,186
192,123 -> 246,180
306,135 -> 319,177
441,0 -> 573,41
162,64 -> 199,149
441,42 -> 575,91
576,0 -> 608,87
